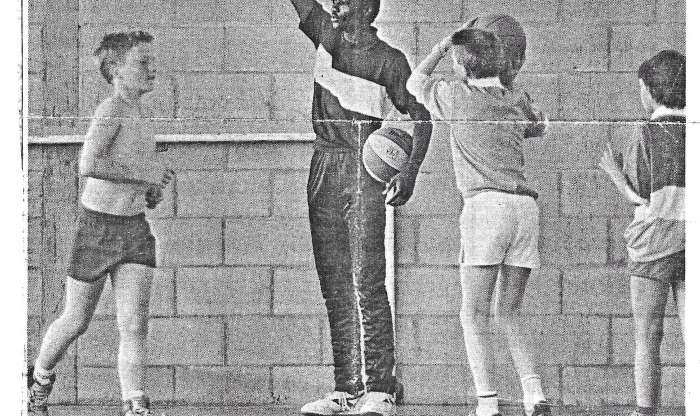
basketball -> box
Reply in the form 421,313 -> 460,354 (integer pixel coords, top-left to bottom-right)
362,127 -> 413,184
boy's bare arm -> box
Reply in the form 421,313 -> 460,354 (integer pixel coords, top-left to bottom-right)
288,0 -> 316,20
79,100 -> 172,186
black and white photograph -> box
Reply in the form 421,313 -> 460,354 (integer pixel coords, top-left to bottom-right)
18,0 -> 691,415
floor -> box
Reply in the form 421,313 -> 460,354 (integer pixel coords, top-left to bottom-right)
46,404 -> 686,416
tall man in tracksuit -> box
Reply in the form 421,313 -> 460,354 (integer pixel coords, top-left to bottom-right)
287,0 -> 432,415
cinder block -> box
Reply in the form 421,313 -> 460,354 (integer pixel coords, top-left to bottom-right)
28,24 -> 43,75
149,318 -> 225,365
176,267 -> 271,315
376,0 -> 461,23
399,173 -> 462,217
228,142 -> 314,170
540,217 -> 608,266
560,73 -> 645,121
221,0 -> 296,24
610,217 -> 632,265
94,268 -> 176,317
661,366 -> 685,406
174,366 -> 272,405
27,171 -> 43,218
79,0 -> 173,24
173,0 -> 223,23
417,24 -> 460,73
523,25 -> 609,72
611,24 -> 685,71
416,217 -> 460,265
224,219 -> 314,266
159,143 -> 228,171
398,365 -> 470,404
524,123 -> 609,171
150,218 -> 223,266
414,122 -> 454,174
176,73 -> 271,120
225,25 -> 315,72
271,366 -> 334,404
395,266 -> 460,315
177,171 -> 272,217
395,217 -> 418,264
522,169 -> 559,217
28,74 -> 44,116
77,366 -> 173,404
375,22 -> 417,62
166,27 -> 225,72
27,269 -> 42,317
79,70 -> 175,118
563,267 -> 629,315
396,316 -> 466,365
528,316 -> 609,365
271,73 -> 314,122
513,73 -> 560,121
561,170 -> 632,217
28,0 -> 45,24
78,319 -> 118,366
561,0 -> 654,23
562,366 -> 635,406
272,170 -> 309,218
47,354 -> 78,404
612,317 -> 685,365
657,0 -> 686,23
519,267 -> 562,315
272,267 -> 325,315
466,0 -> 559,23
227,316 -> 322,365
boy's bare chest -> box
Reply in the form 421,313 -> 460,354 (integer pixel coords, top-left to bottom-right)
111,112 -> 156,155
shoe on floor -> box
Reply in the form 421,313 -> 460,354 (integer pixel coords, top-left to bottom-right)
357,391 -> 396,416
300,391 -> 362,415
121,396 -> 153,416
27,366 -> 55,416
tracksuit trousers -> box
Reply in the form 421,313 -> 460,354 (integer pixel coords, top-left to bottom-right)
307,147 -> 395,395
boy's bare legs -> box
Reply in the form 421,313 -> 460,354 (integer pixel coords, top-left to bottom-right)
35,276 -> 107,374
495,265 -> 545,414
631,276 -> 669,413
672,280 -> 685,340
460,265 -> 500,416
112,263 -> 153,404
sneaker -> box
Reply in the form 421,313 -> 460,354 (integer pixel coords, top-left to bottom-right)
357,391 -> 396,416
525,400 -> 552,416
27,366 -> 55,416
121,396 -> 153,416
300,391 -> 362,415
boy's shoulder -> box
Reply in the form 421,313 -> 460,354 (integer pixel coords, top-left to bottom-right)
94,95 -> 129,119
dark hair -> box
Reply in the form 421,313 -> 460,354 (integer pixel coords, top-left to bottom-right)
451,28 -> 503,79
93,30 -> 153,84
638,50 -> 685,109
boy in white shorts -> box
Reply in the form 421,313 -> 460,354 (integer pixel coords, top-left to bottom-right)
27,31 -> 173,416
407,17 -> 552,416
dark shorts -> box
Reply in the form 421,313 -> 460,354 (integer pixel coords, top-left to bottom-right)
67,207 -> 156,283
628,250 -> 685,284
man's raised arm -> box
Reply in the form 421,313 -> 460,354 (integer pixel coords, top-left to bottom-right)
289,0 -> 316,21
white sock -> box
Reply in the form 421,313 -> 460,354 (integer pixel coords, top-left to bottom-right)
32,365 -> 55,385
476,392 -> 499,416
521,374 -> 545,414
124,390 -> 148,406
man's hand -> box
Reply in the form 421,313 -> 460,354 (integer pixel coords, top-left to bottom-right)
384,166 -> 419,206
598,143 -> 624,182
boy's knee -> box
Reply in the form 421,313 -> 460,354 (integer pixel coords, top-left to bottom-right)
118,315 -> 149,337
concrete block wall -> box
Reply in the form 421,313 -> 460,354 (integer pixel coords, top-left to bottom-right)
27,0 -> 685,408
